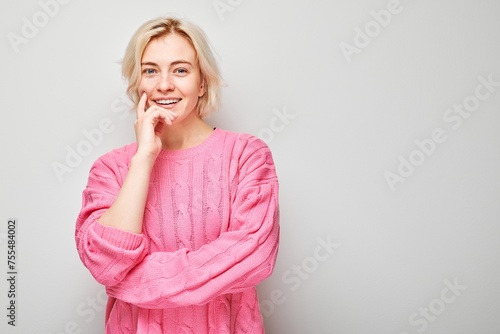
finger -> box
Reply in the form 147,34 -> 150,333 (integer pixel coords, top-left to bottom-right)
151,114 -> 168,125
157,112 -> 172,125
165,111 -> 178,123
136,92 -> 148,119
163,112 -> 177,125
148,108 -> 177,125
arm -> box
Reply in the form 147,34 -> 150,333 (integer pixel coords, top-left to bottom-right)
105,141 -> 280,309
75,153 -> 150,286
75,93 -> 177,285
99,93 -> 175,234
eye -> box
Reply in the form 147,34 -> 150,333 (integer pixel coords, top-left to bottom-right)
174,68 -> 188,75
142,68 -> 157,75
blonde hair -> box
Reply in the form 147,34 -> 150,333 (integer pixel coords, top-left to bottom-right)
122,17 -> 222,118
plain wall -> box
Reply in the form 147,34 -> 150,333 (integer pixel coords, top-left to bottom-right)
1,0 -> 499,333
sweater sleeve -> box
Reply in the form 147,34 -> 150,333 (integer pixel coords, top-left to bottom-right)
105,139 -> 280,309
75,149 -> 149,287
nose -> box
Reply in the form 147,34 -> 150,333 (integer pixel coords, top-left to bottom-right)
157,72 -> 174,92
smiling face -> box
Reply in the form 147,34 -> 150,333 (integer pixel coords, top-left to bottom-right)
138,33 -> 205,122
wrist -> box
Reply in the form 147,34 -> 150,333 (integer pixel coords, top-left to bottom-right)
131,151 -> 157,171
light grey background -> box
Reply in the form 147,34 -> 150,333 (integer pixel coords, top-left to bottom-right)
1,0 -> 499,333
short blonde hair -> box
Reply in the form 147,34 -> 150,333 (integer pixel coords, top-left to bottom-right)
122,17 -> 222,118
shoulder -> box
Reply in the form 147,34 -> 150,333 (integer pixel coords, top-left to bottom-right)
90,142 -> 137,175
216,128 -> 271,157
81,143 -> 137,188
216,129 -> 277,178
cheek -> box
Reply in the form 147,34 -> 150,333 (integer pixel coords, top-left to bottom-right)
186,79 -> 204,97
138,78 -> 153,94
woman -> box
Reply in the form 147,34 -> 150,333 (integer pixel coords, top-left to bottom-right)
75,17 -> 280,333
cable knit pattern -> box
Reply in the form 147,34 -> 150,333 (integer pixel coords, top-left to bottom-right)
75,128 -> 280,333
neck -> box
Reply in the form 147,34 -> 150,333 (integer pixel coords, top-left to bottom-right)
160,114 -> 213,150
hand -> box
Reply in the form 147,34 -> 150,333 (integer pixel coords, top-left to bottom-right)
134,93 -> 177,160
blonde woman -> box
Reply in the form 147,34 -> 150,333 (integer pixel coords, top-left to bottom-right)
75,17 -> 280,333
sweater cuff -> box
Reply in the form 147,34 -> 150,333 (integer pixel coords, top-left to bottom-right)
92,222 -> 144,251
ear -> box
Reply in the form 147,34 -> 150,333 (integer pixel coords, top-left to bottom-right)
198,79 -> 206,97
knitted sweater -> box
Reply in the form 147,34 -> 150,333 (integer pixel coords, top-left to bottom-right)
75,128 -> 280,333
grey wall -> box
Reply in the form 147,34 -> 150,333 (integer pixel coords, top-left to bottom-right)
1,0 -> 499,333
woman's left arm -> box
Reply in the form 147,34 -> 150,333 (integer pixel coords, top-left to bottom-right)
106,142 -> 280,309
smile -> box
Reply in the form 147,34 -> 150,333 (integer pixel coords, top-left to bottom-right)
155,99 -> 182,106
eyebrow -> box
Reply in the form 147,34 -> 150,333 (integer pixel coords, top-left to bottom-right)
141,60 -> 193,67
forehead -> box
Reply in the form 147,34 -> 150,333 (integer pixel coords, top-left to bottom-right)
142,34 -> 197,64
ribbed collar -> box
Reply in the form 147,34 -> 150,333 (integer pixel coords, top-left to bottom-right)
155,128 -> 224,159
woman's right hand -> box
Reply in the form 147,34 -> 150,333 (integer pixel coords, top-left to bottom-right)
134,93 -> 177,160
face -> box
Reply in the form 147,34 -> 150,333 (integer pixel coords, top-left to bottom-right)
138,34 -> 205,122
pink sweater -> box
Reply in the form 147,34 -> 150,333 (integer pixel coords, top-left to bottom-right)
75,129 -> 280,333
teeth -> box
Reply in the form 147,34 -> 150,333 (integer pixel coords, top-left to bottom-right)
156,99 -> 180,105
